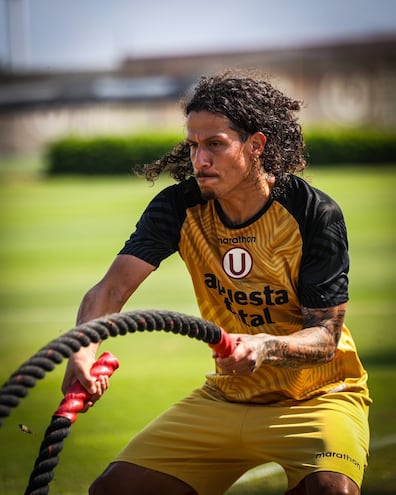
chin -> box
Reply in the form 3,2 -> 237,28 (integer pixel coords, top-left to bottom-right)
200,189 -> 217,201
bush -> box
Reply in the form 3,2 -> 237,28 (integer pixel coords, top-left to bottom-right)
304,128 -> 396,165
46,128 -> 396,176
46,134 -> 183,176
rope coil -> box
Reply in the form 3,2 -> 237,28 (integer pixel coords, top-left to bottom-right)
0,309 -> 226,494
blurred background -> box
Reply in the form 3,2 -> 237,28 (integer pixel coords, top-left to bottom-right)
1,0 -> 396,155
0,1 -> 395,494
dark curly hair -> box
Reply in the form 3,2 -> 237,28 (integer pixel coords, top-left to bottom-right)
143,69 -> 306,196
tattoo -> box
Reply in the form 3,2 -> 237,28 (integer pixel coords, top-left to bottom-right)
260,304 -> 346,369
302,305 -> 345,344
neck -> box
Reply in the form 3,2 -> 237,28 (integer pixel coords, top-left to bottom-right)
218,175 -> 275,225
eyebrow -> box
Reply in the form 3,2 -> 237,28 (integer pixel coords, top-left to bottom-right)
186,133 -> 227,143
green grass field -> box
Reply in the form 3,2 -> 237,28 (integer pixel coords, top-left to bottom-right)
0,163 -> 395,494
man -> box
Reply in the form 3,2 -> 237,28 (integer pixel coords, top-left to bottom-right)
62,71 -> 370,495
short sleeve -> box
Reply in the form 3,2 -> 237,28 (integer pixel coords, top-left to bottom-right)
119,178 -> 204,268
119,188 -> 182,267
299,206 -> 349,308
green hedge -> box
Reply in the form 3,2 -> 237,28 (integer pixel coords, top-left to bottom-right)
46,134 -> 183,175
304,128 -> 396,165
46,129 -> 396,175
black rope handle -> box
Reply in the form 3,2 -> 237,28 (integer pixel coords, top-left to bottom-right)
0,309 -> 229,495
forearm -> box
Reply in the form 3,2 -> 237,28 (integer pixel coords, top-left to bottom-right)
256,325 -> 337,368
257,304 -> 346,368
63,255 -> 153,395
72,283 -> 130,363
76,255 -> 154,326
76,283 -> 126,325
63,284 -> 128,394
216,304 -> 346,374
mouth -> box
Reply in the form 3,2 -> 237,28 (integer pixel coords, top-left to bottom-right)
195,177 -> 217,191
195,172 -> 218,183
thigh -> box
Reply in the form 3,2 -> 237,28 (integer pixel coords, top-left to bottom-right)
89,461 -> 197,495
113,389 -> 259,495
247,392 -> 369,492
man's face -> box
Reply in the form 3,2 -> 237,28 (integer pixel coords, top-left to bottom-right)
186,111 -> 257,201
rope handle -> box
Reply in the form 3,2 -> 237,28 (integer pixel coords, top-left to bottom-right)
53,352 -> 119,423
208,328 -> 237,358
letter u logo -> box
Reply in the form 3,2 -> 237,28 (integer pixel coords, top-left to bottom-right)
222,248 -> 253,279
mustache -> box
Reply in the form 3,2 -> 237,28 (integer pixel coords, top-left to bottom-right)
195,171 -> 217,178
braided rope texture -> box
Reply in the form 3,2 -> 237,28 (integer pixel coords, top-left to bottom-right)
0,310 -> 223,495
25,416 -> 71,495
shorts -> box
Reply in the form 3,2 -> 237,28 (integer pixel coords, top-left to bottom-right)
114,388 -> 370,495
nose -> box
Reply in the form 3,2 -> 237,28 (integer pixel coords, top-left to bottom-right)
192,144 -> 211,172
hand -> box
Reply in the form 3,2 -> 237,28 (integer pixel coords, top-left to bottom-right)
213,334 -> 262,376
61,345 -> 109,411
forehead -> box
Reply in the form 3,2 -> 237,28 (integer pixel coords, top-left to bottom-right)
186,111 -> 234,139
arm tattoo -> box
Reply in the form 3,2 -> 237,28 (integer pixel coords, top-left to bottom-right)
259,304 -> 346,369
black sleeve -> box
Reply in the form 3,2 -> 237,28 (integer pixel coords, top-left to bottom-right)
298,191 -> 350,308
119,178 -> 203,268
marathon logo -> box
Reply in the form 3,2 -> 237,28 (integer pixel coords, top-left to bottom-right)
217,235 -> 256,245
315,451 -> 361,470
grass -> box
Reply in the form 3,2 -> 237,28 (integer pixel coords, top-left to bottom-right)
0,162 -> 395,494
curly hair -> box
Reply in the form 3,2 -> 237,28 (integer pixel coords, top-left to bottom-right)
143,69 -> 306,196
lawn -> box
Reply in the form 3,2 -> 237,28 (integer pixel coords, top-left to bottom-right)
0,163 -> 395,494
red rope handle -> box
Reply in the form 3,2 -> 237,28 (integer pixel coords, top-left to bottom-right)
53,352 -> 119,423
208,328 -> 236,358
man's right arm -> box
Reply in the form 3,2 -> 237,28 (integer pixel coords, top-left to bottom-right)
61,254 -> 155,398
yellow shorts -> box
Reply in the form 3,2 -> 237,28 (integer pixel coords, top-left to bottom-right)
115,388 -> 370,495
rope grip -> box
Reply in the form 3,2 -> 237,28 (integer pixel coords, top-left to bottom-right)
53,351 -> 119,423
208,329 -> 237,358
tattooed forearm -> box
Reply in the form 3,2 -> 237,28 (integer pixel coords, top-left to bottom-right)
302,305 -> 345,341
259,327 -> 335,368
257,303 -> 347,369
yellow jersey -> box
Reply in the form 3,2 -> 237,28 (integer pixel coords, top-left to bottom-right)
120,176 -> 369,404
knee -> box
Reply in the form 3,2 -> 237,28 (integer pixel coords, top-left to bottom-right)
305,472 -> 359,495
88,462 -> 127,495
89,476 -> 105,495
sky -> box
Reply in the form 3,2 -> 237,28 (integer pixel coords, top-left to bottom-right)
0,0 -> 396,71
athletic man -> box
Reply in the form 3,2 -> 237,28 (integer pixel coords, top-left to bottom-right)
62,70 -> 371,495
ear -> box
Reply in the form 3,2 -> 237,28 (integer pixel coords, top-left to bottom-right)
249,132 -> 267,155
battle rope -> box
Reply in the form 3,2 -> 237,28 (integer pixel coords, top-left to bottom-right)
0,309 -> 235,495
25,352 -> 119,495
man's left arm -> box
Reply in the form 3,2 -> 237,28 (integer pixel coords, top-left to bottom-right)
215,303 -> 346,374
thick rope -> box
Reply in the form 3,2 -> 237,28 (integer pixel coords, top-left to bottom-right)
0,309 -> 224,495
0,309 -> 222,426
25,416 -> 71,495
25,353 -> 120,495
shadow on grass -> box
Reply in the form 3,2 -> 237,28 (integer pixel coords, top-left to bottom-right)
228,481 -> 395,495
225,466 -> 287,495
361,444 -> 396,495
360,351 -> 396,368
227,482 -> 284,495
362,491 -> 396,495
228,481 -> 396,495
